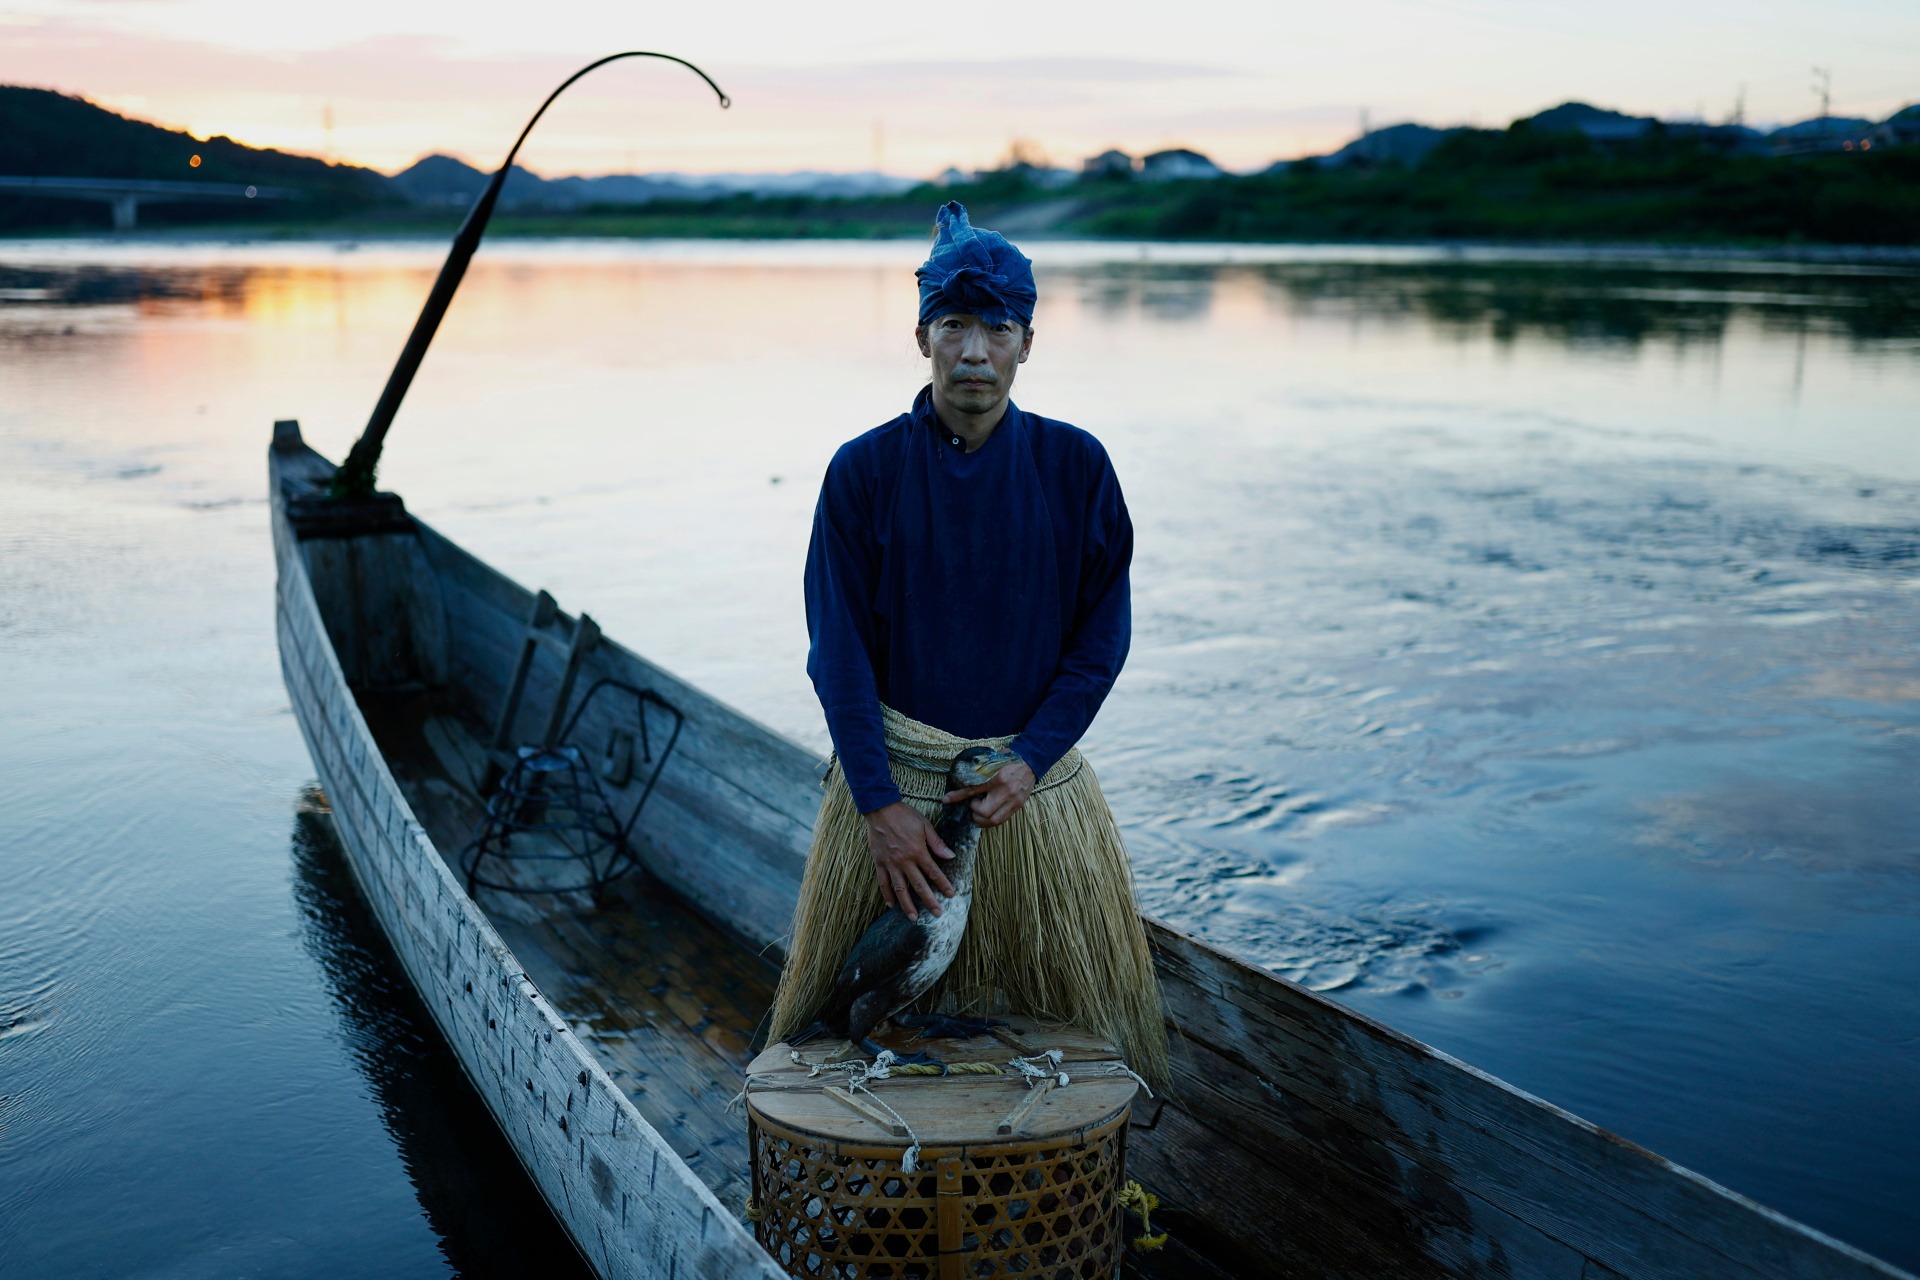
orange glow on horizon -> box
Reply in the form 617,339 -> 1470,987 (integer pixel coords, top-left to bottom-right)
7,7 -> 1917,180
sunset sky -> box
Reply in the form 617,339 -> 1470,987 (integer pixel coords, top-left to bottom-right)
3,0 -> 1917,178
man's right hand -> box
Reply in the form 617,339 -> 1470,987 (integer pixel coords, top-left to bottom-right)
862,802 -> 955,921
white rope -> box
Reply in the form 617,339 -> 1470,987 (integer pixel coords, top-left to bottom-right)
797,1049 -> 927,1171
1068,1059 -> 1154,1097
1006,1049 -> 1070,1089
737,1046 -> 1152,1167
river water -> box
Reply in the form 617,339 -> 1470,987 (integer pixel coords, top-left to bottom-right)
1,239 -> 1916,1276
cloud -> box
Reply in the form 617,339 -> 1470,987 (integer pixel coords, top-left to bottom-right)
8,5 -> 1914,175
0,18 -> 1343,173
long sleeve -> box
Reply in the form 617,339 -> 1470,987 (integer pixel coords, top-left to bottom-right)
1009,462 -> 1133,779
804,448 -> 902,813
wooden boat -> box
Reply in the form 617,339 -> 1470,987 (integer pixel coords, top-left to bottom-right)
270,421 -> 1910,1280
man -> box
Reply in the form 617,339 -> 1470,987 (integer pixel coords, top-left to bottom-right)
769,202 -> 1166,1080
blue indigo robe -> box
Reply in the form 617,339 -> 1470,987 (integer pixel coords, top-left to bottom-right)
805,387 -> 1133,813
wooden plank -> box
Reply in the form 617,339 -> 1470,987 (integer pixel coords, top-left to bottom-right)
1130,1093 -> 1460,1280
1137,1028 -> 1596,1279
415,520 -> 818,954
997,1079 -> 1054,1135
302,532 -> 447,691
821,1085 -> 908,1136
360,696 -> 772,1218
271,443 -> 784,1280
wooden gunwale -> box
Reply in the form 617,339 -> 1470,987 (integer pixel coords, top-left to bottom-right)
269,428 -> 1914,1280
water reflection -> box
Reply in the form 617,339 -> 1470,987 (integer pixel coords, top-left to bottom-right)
1055,258 -> 1920,345
10,252 -> 1920,347
289,789 -> 591,1280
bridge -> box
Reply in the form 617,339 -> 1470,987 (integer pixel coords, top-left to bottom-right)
0,177 -> 298,230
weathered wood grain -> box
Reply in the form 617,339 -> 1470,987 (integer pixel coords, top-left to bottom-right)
356,689 -> 775,1220
413,520 -> 819,954
302,532 -> 448,691
272,441 -> 784,1280
1144,924 -> 1909,1280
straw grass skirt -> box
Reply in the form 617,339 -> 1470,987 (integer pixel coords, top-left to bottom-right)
770,707 -> 1168,1084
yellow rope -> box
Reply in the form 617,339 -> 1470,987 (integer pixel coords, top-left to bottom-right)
1118,1180 -> 1168,1251
744,1195 -> 760,1223
886,1060 -> 1002,1076
787,1050 -> 1014,1079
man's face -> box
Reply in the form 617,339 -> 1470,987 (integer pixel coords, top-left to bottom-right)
917,313 -> 1033,417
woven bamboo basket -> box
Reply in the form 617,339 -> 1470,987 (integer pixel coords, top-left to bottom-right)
745,1019 -> 1139,1280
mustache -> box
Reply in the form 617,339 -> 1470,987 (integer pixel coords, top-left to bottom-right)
947,367 -> 999,385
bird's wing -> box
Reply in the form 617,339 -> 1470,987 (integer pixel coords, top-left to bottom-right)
837,908 -> 919,988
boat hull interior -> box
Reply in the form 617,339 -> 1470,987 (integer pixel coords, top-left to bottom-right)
271,431 -> 1910,1280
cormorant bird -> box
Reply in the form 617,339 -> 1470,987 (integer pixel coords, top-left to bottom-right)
797,745 -> 1017,1066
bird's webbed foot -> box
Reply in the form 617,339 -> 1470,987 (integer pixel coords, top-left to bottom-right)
892,1012 -> 1007,1041
860,1037 -> 946,1071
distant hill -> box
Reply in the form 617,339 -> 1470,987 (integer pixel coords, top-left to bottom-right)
1288,100 -> 1907,172
1077,114 -> 1920,244
0,85 -> 921,231
3,82 -> 1916,245
388,154 -> 565,209
0,85 -> 395,229
1308,123 -> 1461,170
388,152 -> 918,210
1525,102 -> 1658,140
388,154 -> 725,209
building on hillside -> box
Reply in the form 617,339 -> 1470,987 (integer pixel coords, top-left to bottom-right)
1081,149 -> 1135,179
1140,148 -> 1223,181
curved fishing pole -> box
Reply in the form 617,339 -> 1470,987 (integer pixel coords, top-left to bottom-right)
331,52 -> 730,499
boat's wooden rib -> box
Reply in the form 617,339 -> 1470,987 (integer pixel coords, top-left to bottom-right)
270,423 -> 1913,1280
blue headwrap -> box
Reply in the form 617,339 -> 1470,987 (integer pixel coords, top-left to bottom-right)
915,201 -> 1036,329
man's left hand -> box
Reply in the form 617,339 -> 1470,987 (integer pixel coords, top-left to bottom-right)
944,758 -> 1037,828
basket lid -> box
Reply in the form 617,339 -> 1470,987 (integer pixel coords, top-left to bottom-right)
746,1016 -> 1138,1149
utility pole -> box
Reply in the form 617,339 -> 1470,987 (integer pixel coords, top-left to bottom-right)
1811,66 -> 1832,120
1729,84 -> 1746,128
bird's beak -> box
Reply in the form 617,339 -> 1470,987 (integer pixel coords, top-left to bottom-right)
955,748 -> 1020,788
978,749 -> 1019,777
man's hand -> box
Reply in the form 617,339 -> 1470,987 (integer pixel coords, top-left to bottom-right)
863,802 -> 955,921
944,758 -> 1036,829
